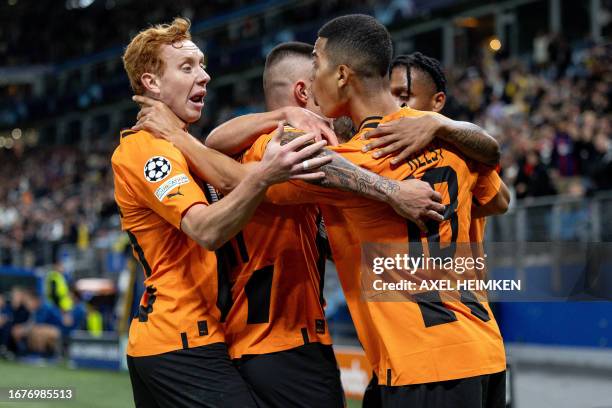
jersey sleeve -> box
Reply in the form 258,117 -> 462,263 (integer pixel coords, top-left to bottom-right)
266,180 -> 360,206
112,136 -> 208,229
472,166 -> 502,206
242,133 -> 272,163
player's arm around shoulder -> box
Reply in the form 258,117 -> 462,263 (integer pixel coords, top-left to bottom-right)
268,125 -> 446,231
205,106 -> 337,155
181,123 -> 331,250
361,109 -> 501,166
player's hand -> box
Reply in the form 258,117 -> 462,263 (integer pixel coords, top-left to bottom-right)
361,114 -> 447,165
390,178 -> 445,232
259,122 -> 332,185
131,95 -> 187,143
283,106 -> 339,146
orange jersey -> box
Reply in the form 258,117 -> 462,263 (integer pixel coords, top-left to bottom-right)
266,108 -> 506,386
223,129 -> 332,359
470,167 -> 503,243
112,129 -> 226,357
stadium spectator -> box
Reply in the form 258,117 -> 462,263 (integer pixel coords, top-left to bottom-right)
45,263 -> 74,312
0,286 -> 31,358
6,288 -> 63,357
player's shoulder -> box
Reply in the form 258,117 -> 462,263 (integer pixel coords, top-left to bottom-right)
385,106 -> 429,121
112,129 -> 183,167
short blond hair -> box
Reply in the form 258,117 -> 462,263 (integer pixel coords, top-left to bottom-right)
122,17 -> 192,95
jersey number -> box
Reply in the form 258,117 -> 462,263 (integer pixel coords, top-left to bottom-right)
404,166 -> 490,327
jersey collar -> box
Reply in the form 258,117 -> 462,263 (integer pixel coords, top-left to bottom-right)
357,116 -> 383,133
120,129 -> 137,139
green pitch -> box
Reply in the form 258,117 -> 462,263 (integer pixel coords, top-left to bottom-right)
0,361 -> 361,407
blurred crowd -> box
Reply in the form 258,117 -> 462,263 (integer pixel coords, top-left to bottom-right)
0,0 -> 402,128
446,40 -> 611,199
0,146 -> 117,267
1,0 -> 383,67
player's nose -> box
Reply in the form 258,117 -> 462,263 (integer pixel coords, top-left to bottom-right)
197,68 -> 211,86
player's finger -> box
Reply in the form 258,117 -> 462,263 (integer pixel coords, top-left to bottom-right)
290,155 -> 332,173
293,140 -> 327,161
362,135 -> 396,152
428,201 -> 446,213
283,132 -> 318,152
131,117 -> 147,131
361,125 -> 392,140
390,147 -> 417,165
372,141 -> 404,158
291,172 -> 326,181
270,121 -> 286,144
430,190 -> 442,202
426,210 -> 445,222
132,95 -> 158,107
321,126 -> 339,146
136,107 -> 152,121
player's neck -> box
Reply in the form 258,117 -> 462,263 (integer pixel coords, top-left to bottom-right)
348,88 -> 398,130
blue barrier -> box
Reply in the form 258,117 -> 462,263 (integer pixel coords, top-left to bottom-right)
0,266 -> 43,295
498,302 -> 612,348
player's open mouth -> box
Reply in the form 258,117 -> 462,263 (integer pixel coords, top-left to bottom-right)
189,91 -> 206,107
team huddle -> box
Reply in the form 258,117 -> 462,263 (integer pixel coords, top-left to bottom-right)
112,14 -> 509,408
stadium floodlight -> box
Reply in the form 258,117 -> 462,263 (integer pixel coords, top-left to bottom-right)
489,37 -> 502,52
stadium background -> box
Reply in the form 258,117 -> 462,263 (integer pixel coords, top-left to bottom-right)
0,0 -> 611,407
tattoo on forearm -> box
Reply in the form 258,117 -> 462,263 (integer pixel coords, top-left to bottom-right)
442,122 -> 500,165
280,129 -> 400,199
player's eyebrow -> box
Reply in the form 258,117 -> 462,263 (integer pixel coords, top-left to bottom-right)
178,54 -> 204,65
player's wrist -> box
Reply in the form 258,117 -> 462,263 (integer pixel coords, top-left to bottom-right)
248,162 -> 273,189
432,114 -> 454,140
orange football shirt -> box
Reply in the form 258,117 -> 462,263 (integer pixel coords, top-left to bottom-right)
470,166 -> 503,243
223,128 -> 332,359
266,108 -> 506,386
112,129 -> 226,357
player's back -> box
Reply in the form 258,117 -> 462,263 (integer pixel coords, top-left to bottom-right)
324,109 -> 506,386
264,108 -> 506,385
112,129 -> 225,357
223,130 -> 332,359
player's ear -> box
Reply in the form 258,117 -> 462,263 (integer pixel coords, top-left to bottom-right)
294,80 -> 309,107
141,73 -> 161,95
432,92 -> 446,113
337,65 -> 349,88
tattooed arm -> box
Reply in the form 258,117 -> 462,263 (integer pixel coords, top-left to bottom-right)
361,113 -> 501,166
278,128 -> 445,230
435,117 -> 500,165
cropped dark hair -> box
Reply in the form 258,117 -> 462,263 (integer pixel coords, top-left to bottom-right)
390,52 -> 447,94
264,41 -> 314,71
263,42 -> 314,96
318,14 -> 392,78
